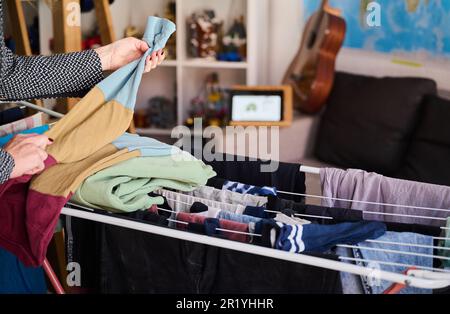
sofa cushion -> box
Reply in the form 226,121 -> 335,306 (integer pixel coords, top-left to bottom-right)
397,95 -> 450,186
315,72 -> 437,175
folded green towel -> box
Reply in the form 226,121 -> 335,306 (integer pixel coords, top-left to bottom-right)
71,150 -> 216,213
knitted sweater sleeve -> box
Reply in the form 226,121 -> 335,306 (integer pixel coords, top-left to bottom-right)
0,148 -> 14,184
0,0 -> 104,101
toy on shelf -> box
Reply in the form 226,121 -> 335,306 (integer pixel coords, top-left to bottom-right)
82,34 -> 102,50
186,73 -> 229,127
218,16 -> 247,62
164,1 -> 177,60
187,10 -> 223,60
148,97 -> 177,129
133,96 -> 177,130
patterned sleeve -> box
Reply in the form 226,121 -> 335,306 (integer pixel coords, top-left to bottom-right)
0,48 -> 104,101
0,148 -> 14,184
0,0 -> 104,101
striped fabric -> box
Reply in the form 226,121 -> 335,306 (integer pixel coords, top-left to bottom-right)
275,221 -> 387,254
0,17 -> 177,267
0,113 -> 44,137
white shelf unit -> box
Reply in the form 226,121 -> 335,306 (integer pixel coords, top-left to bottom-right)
133,0 -> 267,135
36,0 -> 268,135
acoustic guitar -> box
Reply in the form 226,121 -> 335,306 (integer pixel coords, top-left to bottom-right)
283,0 -> 346,114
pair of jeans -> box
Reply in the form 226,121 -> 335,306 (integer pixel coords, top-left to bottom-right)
354,231 -> 434,294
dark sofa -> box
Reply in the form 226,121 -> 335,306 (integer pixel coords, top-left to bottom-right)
315,72 -> 450,187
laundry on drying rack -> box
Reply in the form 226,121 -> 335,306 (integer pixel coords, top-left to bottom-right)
0,17 -> 176,267
204,153 -> 306,203
320,168 -> 450,227
274,221 -> 387,254
267,196 -> 364,223
183,185 -> 268,207
353,232 -> 435,294
336,247 -> 365,294
242,206 -> 270,219
221,179 -> 277,197
157,192 -> 388,254
0,113 -> 44,137
68,213 -> 343,294
175,212 -> 251,243
267,196 -> 445,236
441,218 -> 450,269
71,149 -> 215,213
159,189 -> 247,216
61,171 -> 450,294
273,213 -> 311,226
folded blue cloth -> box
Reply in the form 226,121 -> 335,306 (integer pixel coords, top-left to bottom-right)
112,132 -> 174,157
0,248 -> 46,294
276,221 -> 387,253
0,125 -> 50,148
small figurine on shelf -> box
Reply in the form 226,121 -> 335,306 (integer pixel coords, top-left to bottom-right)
218,16 -> 247,62
133,97 -> 176,130
187,10 -> 223,60
185,73 -> 229,127
148,97 -> 177,129
134,108 -> 150,129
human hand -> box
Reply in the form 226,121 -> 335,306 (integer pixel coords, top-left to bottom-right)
4,134 -> 53,178
94,37 -> 166,73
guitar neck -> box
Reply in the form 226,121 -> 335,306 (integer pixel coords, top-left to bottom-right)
312,0 -> 329,34
320,0 -> 329,12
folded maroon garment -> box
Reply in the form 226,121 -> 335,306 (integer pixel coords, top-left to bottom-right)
0,157 -> 66,267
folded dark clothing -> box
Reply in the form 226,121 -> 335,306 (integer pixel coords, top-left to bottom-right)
202,153 -> 306,203
267,197 -> 363,222
0,107 -> 24,126
244,206 -> 273,219
126,211 -> 169,227
99,222 -> 343,294
207,177 -> 227,190
66,208 -> 343,293
267,197 -> 442,236
383,221 -> 442,237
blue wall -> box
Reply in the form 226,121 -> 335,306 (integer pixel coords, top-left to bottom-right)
304,0 -> 450,57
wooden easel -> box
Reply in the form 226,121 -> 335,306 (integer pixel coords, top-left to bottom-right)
6,0 -> 44,109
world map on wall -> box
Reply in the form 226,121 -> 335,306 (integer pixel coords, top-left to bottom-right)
304,0 -> 450,58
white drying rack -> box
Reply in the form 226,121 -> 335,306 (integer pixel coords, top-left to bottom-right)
61,205 -> 450,290
5,100 -> 450,291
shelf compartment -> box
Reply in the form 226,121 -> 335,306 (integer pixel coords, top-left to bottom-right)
182,59 -> 248,69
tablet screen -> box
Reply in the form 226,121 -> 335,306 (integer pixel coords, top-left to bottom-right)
231,94 -> 283,122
